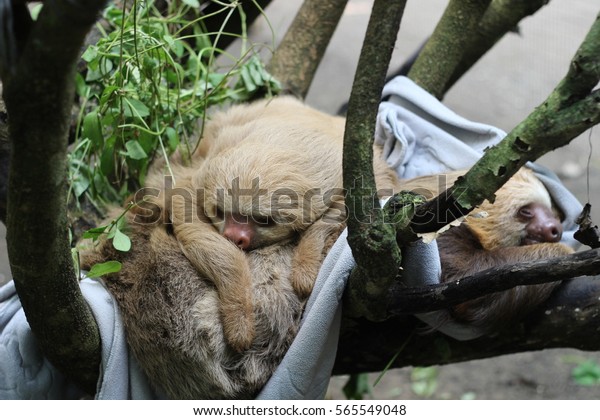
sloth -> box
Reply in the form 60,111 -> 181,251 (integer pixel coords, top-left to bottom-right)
398,167 -> 573,332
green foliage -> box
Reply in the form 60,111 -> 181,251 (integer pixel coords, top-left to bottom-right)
69,0 -> 280,211
83,204 -> 133,252
410,367 -> 438,398
572,359 -> 600,386
86,261 -> 123,278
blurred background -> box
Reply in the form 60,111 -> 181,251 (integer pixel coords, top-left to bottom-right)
1,0 -> 599,399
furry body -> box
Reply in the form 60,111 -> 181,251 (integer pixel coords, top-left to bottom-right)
159,97 -> 398,351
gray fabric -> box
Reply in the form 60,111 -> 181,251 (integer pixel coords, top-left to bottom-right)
0,277 -> 156,399
257,229 -> 353,399
0,76 -> 583,399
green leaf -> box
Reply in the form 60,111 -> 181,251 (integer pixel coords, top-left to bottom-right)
164,34 -> 184,58
240,66 -> 257,92
165,127 -> 179,151
30,3 -> 43,20
100,86 -> 119,108
137,130 -> 157,153
82,45 -> 98,63
410,367 -> 438,397
181,0 -> 200,7
124,140 -> 148,160
248,60 -> 264,86
86,261 -> 123,278
75,73 -> 89,98
342,373 -> 372,400
86,57 -> 114,82
572,360 -> 600,386
83,111 -> 104,148
82,225 -> 109,240
123,98 -> 150,118
72,176 -> 91,198
112,228 -> 132,252
99,135 -> 116,174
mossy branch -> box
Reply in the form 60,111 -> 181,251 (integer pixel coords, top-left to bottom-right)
407,0 -> 492,99
1,0 -> 107,393
445,0 -> 551,92
342,0 -> 407,320
267,0 -> 349,98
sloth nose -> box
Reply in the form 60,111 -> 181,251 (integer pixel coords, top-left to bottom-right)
233,235 -> 251,250
223,228 -> 252,250
540,221 -> 563,243
222,214 -> 254,250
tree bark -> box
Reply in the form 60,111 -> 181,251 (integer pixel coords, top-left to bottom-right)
334,276 -> 600,374
407,0 -> 492,99
267,0 -> 349,98
341,0 -> 408,321
1,0 -> 107,393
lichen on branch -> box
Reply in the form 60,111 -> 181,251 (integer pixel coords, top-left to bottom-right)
342,0 -> 408,320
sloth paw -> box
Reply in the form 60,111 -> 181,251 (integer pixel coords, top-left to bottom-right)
290,271 -> 316,300
222,304 -> 255,352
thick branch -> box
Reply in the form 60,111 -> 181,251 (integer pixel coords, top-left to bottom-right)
2,0 -> 106,393
267,0 -> 349,98
342,0 -> 407,320
446,0 -> 550,92
407,0 -> 492,99
335,276 -> 600,374
551,13 -> 600,108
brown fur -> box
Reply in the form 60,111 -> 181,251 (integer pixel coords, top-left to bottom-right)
399,168 -> 573,332
81,96 -> 398,398
81,213 -> 304,399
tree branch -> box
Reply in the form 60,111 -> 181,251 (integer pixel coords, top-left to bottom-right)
334,275 -> 600,374
1,0 -> 107,393
407,0 -> 492,99
341,0 -> 408,321
267,0 -> 349,98
389,249 -> 600,314
445,0 -> 551,92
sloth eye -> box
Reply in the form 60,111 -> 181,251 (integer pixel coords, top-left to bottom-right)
518,205 -> 533,219
214,207 -> 225,221
253,215 -> 277,227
